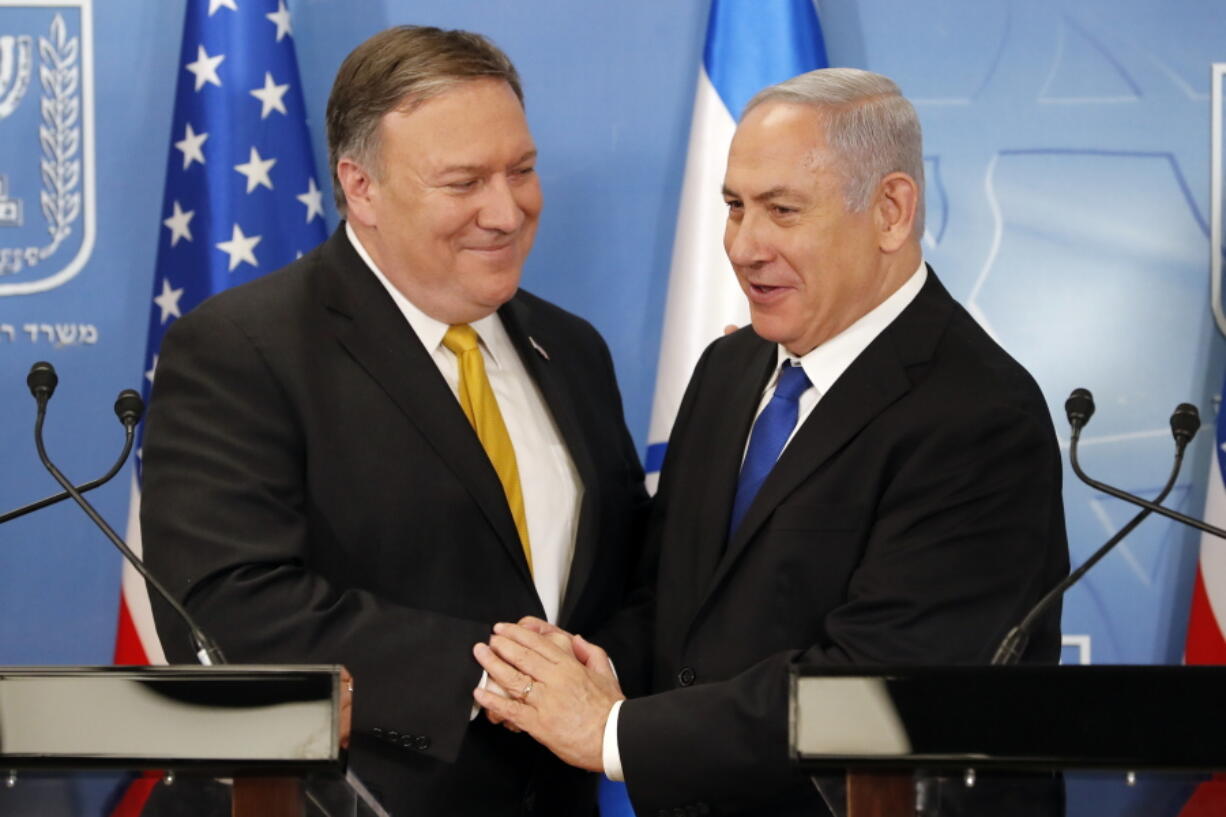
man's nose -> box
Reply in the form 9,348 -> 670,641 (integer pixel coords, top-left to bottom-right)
476,175 -> 525,233
725,212 -> 772,268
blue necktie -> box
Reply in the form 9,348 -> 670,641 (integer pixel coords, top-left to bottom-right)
728,362 -> 813,538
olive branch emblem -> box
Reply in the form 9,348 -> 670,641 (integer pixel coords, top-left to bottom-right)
37,13 -> 80,257
0,7 -> 91,288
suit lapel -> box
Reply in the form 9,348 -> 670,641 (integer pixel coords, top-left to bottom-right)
497,298 -> 598,625
692,270 -> 953,625
314,228 -> 533,587
686,338 -> 777,596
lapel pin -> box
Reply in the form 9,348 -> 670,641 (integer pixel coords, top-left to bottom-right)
529,336 -> 550,360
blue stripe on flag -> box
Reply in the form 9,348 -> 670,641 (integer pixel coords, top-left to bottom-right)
1217,370 -> 1226,484
703,0 -> 828,121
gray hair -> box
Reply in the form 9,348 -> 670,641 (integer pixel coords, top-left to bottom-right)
745,68 -> 925,236
325,26 -> 524,216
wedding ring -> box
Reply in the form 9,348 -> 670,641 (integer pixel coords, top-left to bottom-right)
521,680 -> 534,698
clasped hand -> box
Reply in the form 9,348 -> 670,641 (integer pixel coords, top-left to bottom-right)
473,616 -> 623,772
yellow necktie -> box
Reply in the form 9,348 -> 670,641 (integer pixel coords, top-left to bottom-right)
442,325 -> 533,574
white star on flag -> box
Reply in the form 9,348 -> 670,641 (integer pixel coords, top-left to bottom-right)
297,177 -> 324,222
185,44 -> 225,92
235,146 -> 276,193
145,353 -> 158,384
266,0 -> 293,41
216,223 -> 262,271
250,72 -> 290,118
163,201 -> 195,245
174,122 -> 208,169
209,0 -> 238,14
153,278 -> 185,324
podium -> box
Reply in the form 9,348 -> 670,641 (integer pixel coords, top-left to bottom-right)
0,665 -> 382,817
791,665 -> 1226,816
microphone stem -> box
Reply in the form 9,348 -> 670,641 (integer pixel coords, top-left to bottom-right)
0,426 -> 135,524
33,402 -> 225,666
1069,427 -> 1226,539
992,426 -> 1184,665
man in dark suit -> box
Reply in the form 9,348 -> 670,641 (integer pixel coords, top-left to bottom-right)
474,68 -> 1069,816
141,26 -> 648,817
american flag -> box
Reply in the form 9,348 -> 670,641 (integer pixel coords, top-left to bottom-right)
110,3 -> 324,813
1177,372 -> 1226,816
115,0 -> 326,668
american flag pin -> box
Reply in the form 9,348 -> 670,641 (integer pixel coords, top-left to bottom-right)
529,336 -> 550,360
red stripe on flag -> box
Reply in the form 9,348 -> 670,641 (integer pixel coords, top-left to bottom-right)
109,773 -> 162,817
1179,774 -> 1226,816
113,595 -> 150,666
1180,569 -> 1226,814
1184,566 -> 1226,665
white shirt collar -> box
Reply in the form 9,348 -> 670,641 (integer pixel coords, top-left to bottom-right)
345,221 -> 508,368
776,259 -> 928,395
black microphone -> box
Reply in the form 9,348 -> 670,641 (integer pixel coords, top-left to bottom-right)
27,360 -> 57,406
1068,389 -> 1226,539
0,388 -> 145,525
991,397 -> 1191,664
1170,402 -> 1201,451
1065,387 -> 1094,429
26,362 -> 225,666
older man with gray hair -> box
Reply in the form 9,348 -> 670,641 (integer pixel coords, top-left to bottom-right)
475,67 -> 1068,816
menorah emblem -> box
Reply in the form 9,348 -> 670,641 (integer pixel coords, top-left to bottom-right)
0,33 -> 31,120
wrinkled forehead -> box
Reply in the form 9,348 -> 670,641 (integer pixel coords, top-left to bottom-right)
732,101 -> 838,168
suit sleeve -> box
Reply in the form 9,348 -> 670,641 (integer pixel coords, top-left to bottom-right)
618,391 -> 1066,814
141,306 -> 491,765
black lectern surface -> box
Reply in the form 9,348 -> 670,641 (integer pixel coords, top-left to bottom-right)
791,666 -> 1226,817
0,666 -> 384,817
791,665 -> 1226,770
0,665 -> 343,773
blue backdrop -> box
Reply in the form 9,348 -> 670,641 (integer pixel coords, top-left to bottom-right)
0,1 -> 1223,813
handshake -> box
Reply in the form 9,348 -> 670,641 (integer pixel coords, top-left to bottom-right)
472,617 -> 624,774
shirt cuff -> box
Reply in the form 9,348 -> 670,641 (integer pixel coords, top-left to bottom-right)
470,671 -> 489,721
602,698 -> 625,782
471,671 -> 509,720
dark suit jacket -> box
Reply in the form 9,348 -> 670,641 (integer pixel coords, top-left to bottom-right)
617,271 -> 1069,817
141,227 -> 649,816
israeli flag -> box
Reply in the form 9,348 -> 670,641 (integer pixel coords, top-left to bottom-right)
605,4 -> 827,812
644,0 -> 828,492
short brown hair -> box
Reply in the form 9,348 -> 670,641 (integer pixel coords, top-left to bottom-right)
325,26 -> 524,215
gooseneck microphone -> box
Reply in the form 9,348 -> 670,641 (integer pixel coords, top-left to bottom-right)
0,387 -> 145,525
1067,389 -> 1226,540
27,360 -> 57,403
992,392 -> 1193,664
25,362 -> 225,666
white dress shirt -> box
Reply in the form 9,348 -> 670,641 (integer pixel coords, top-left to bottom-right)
602,259 -> 928,782
346,224 -> 583,707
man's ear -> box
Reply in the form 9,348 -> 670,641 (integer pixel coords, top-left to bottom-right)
337,157 -> 377,227
874,172 -> 919,253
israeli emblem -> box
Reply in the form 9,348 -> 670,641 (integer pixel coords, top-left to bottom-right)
0,1 -> 94,296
